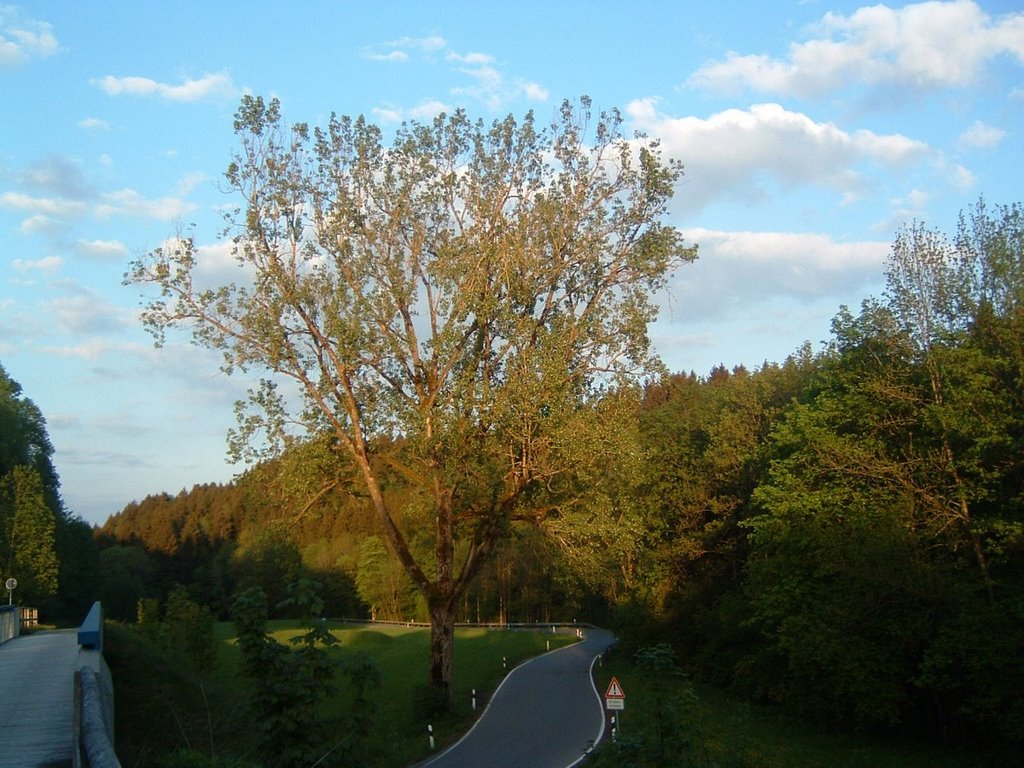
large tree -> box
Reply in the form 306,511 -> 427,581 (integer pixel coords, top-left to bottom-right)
127,95 -> 694,701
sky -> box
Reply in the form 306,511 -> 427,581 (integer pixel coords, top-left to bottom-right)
1,1 -> 1022,525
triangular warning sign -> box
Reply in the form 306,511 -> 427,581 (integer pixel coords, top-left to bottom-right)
605,677 -> 625,698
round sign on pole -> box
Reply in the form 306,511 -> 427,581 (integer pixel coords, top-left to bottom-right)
4,578 -> 15,591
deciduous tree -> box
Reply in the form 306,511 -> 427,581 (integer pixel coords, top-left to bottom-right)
127,95 -> 695,702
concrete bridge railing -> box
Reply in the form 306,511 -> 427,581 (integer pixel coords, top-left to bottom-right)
74,601 -> 121,768
0,604 -> 19,645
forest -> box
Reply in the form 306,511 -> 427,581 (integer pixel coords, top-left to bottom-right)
4,182 -> 1023,751
92,199 -> 1024,749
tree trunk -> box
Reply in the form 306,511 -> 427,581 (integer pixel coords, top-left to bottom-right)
428,597 -> 457,707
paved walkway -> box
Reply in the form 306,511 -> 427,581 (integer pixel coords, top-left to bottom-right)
418,628 -> 616,768
0,629 -> 81,768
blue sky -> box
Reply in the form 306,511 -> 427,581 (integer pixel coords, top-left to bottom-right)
2,0 -> 1022,524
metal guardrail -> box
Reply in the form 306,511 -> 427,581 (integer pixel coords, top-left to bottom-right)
335,618 -> 595,630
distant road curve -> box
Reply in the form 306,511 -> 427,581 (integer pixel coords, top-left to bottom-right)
417,627 -> 616,768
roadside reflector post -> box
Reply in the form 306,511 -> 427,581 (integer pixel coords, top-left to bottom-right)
428,724 -> 435,750
472,688 -> 477,711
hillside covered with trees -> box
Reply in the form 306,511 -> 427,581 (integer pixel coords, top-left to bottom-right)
96,199 -> 1024,751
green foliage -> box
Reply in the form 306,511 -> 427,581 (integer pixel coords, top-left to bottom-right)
231,581 -> 380,767
356,535 -> 415,621
0,465 -> 58,603
164,585 -> 217,673
104,622 -> 243,766
738,198 -> 1024,742
231,526 -> 304,613
592,660 -> 991,768
0,362 -> 96,617
99,544 -> 156,621
634,644 -> 706,764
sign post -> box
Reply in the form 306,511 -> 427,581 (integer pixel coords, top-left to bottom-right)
605,676 -> 625,740
5,578 -> 15,606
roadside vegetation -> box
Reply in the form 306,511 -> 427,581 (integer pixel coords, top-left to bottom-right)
591,644 -> 1011,768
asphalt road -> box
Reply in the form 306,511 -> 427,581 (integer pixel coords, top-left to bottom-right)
418,627 -> 616,768
0,629 -> 80,768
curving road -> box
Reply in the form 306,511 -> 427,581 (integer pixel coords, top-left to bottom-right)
418,627 -> 615,768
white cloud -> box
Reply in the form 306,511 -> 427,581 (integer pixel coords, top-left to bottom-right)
18,214 -> 62,235
0,191 -> 89,218
363,50 -> 408,62
12,255 -> 63,273
76,239 -> 128,261
874,188 -> 931,234
78,117 -> 111,131
447,51 -> 494,66
91,72 -> 237,102
627,99 -> 929,211
96,188 -> 197,220
453,63 -> 506,109
44,293 -> 129,335
518,81 -> 550,101
194,240 -> 242,281
687,1 -> 1024,98
957,120 -> 1006,150
175,172 -> 206,196
362,35 -> 448,62
0,7 -> 58,67
19,155 -> 95,199
39,339 -> 116,360
408,100 -> 452,120
147,238 -> 252,291
364,36 -> 548,112
371,105 -> 405,124
950,163 -> 975,191
372,99 -> 454,124
667,227 -> 889,321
